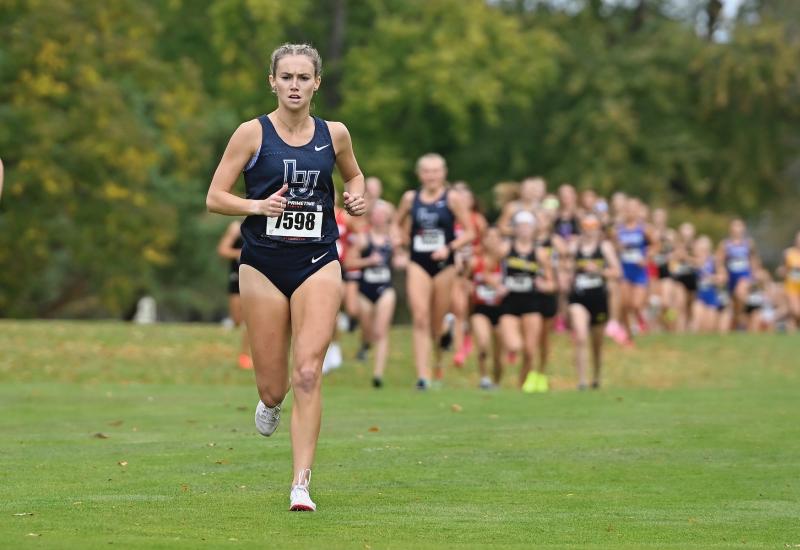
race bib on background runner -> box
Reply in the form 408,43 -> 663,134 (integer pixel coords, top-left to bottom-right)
413,229 -> 446,253
363,266 -> 391,284
505,274 -> 533,293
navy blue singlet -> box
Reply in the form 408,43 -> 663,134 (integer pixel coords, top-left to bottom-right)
409,189 -> 456,277
241,115 -> 338,249
239,115 -> 341,298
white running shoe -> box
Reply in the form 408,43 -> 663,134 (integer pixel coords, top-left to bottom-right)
289,469 -> 316,512
254,400 -> 281,437
329,342 -> 342,369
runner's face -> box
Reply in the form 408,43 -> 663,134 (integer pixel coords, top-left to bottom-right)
417,159 -> 446,189
371,204 -> 389,228
270,55 -> 319,112
515,221 -> 536,241
730,220 -> 745,239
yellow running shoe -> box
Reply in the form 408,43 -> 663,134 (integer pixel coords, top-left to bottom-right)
522,371 -> 538,393
535,373 -> 549,393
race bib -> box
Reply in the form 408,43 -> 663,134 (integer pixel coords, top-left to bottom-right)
363,266 -> 391,284
727,258 -> 749,273
505,274 -> 533,293
413,229 -> 446,253
790,268 -> 800,282
266,211 -> 323,239
575,273 -> 603,291
621,249 -> 643,264
475,284 -> 497,303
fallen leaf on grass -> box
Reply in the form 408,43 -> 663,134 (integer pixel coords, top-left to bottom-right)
27,533 -> 40,537
72,502 -> 82,506
13,512 -> 33,516
215,459 -> 229,465
368,426 -> 380,433
108,420 -> 124,427
180,484 -> 190,492
118,461 -> 128,467
488,414 -> 499,419
207,442 -> 216,447
451,404 -> 463,413
236,406 -> 247,412
92,432 -> 109,439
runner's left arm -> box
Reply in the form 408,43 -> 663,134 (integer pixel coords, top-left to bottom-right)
329,121 -> 366,216
601,240 -> 622,279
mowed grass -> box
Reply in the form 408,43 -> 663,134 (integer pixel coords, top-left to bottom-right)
1,321 -> 799,549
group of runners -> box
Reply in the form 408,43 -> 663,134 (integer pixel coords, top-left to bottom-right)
206,43 -> 799,511
220,168 -> 800,394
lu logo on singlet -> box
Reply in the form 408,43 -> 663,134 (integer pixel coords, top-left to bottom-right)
284,159 -> 319,200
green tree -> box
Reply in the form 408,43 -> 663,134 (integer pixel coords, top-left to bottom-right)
0,0 -> 212,316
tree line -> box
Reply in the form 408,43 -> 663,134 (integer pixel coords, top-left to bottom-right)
1,0 -> 798,318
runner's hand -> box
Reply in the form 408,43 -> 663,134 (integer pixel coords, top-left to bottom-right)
343,192 -> 366,216
431,245 -> 450,261
259,184 -> 288,217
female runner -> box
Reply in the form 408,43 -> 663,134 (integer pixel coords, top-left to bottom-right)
566,213 -> 621,390
650,208 -> 676,330
717,219 -> 759,330
395,154 -> 473,389
345,201 -> 402,387
451,181 -> 488,367
669,222 -> 698,332
216,220 -> 251,369
206,44 -> 366,511
499,211 -> 556,390
693,236 -> 727,333
521,210 -> 560,393
781,231 -> 800,330
497,177 -> 546,236
468,227 -> 506,389
613,198 -> 656,343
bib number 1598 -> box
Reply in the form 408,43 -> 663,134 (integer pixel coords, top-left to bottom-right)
266,211 -> 323,238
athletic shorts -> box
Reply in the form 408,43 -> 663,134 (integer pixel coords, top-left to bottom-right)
568,289 -> 609,326
697,286 -> 720,309
657,264 -> 670,280
473,304 -> 503,326
501,292 -> 538,317
727,271 -> 751,293
535,292 -> 558,319
622,263 -> 649,286
410,251 -> 454,278
672,272 -> 698,292
359,282 -> 392,304
240,241 -> 340,299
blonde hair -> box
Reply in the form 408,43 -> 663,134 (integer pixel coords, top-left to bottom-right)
270,43 -> 322,77
415,153 -> 447,173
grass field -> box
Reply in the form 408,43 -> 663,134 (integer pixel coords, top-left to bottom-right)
1,320 -> 799,549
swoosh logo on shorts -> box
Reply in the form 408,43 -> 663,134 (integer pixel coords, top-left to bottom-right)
314,144 -> 330,151
311,251 -> 329,264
